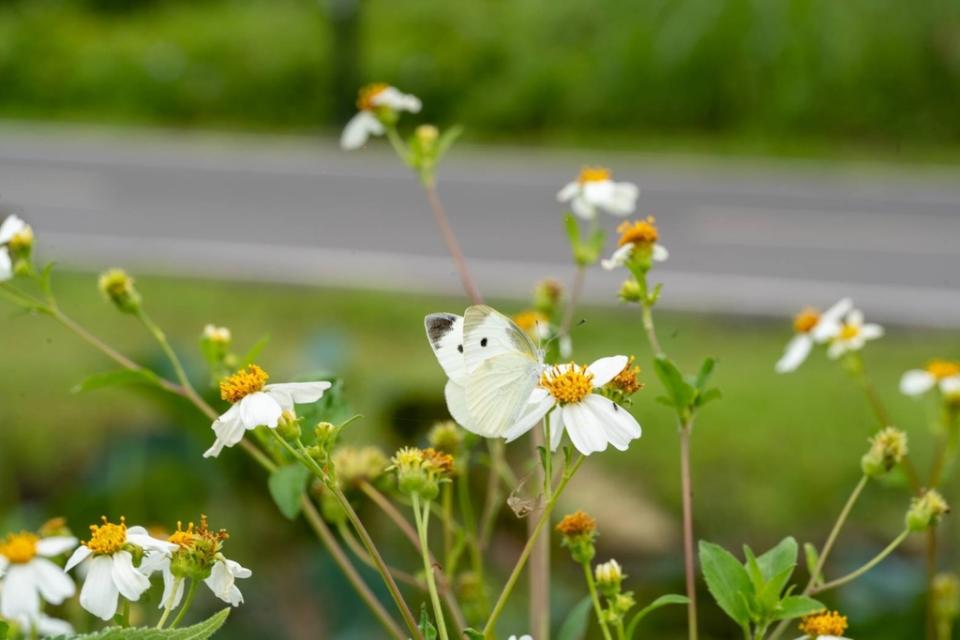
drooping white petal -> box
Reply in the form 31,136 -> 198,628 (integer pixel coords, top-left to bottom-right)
36,536 -> 78,557
587,355 -> 628,387
238,392 -> 283,429
158,565 -> 185,610
652,243 -> 669,262
562,402 -> 609,455
0,564 -> 40,618
503,395 -> 556,442
30,558 -> 76,604
582,394 -> 640,451
340,112 -> 384,150
126,527 -> 177,554
371,87 -> 421,112
204,559 -> 250,606
548,408 -> 564,451
79,555 -> 120,621
31,612 -> 74,637
264,381 -> 331,409
556,181 -> 580,202
111,551 -> 150,601
64,545 -> 92,572
205,403 -> 245,458
0,247 -> 11,282
0,214 -> 27,244
601,243 -> 634,271
775,334 -> 813,373
860,323 -> 884,340
900,370 -> 935,396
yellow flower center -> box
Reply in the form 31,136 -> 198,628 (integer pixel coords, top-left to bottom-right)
556,510 -> 596,537
169,515 -> 228,551
541,364 -> 594,404
793,308 -> 820,333
357,83 -> 390,111
9,227 -> 33,250
0,532 -> 39,564
839,323 -> 860,340
610,356 -> 643,395
617,217 -> 659,247
220,364 -> 269,403
513,310 -> 548,336
86,517 -> 127,555
577,166 -> 612,184
799,610 -> 848,636
927,360 -> 960,380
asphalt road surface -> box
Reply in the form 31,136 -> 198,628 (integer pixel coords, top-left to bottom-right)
1,124 -> 958,327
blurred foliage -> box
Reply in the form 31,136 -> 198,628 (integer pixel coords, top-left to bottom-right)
2,272 -> 958,637
0,0 -> 958,149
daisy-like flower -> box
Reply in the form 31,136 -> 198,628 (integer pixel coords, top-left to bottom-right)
504,355 -> 641,455
0,529 -> 77,625
557,167 -> 638,220
601,217 -> 668,271
4,612 -> 73,638
513,310 -> 551,341
795,609 -> 851,639
775,298 -> 854,373
900,359 -> 960,397
203,364 -> 331,458
0,214 -> 29,245
64,517 -> 177,621
340,83 -> 422,150
822,308 -> 883,360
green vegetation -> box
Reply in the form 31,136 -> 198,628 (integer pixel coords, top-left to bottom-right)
1,0 -> 959,154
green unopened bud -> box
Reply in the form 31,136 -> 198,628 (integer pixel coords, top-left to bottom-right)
594,559 -> 624,597
98,268 -> 141,313
314,422 -> 339,448
276,410 -> 302,441
427,420 -> 464,455
619,279 -> 643,304
533,279 -> 564,315
907,489 -> 950,532
8,224 -> 34,275
861,427 -> 908,477
556,511 -> 597,564
392,446 -> 428,496
933,573 -> 960,625
416,124 -> 439,145
612,591 -> 636,617
333,445 -> 389,489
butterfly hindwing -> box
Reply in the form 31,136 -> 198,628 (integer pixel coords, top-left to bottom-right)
464,352 -> 540,437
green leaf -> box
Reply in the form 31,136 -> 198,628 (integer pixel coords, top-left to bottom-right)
697,388 -> 723,407
770,595 -> 825,622
742,545 -> 765,594
699,541 -> 754,628
239,335 -> 270,367
268,464 -> 310,519
418,603 -> 438,640
53,608 -> 230,639
653,355 -> 696,410
695,357 -> 716,390
436,125 -> 464,160
556,596 -> 593,640
804,543 -> 822,586
72,368 -> 164,394
564,213 -> 581,248
0,621 -> 8,638
38,261 -> 57,298
462,630 -> 484,640
757,537 -> 798,583
625,594 -> 690,638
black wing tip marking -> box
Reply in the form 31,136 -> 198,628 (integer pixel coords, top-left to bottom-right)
425,313 -> 458,348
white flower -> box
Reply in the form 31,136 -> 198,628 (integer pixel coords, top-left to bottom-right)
204,364 -> 332,458
900,360 -> 960,397
64,518 -> 177,621
0,532 -> 77,623
0,214 -> 27,244
557,167 -> 638,219
775,298 -> 853,373
6,611 -> 74,638
341,83 -> 422,150
823,308 -> 883,359
145,553 -> 251,609
203,324 -> 232,344
0,246 -> 11,282
508,636 -> 534,640
503,355 -> 641,455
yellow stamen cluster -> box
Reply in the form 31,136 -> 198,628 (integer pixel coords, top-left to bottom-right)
541,364 -> 594,404
793,308 -> 821,333
422,448 -> 455,476
0,532 -> 39,564
169,515 -> 228,550
798,610 -> 848,637
838,323 -> 860,340
577,166 -> 612,183
927,359 -> 960,380
220,364 -> 269,403
513,310 -> 548,337
333,446 -> 389,486
609,356 -> 643,395
616,217 -> 659,248
9,226 -> 34,250
556,511 -> 597,537
86,516 -> 127,555
392,446 -> 424,470
357,83 -> 389,111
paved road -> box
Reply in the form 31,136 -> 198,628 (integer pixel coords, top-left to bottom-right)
1,124 -> 958,326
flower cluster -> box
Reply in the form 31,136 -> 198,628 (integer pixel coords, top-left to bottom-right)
776,298 -> 884,373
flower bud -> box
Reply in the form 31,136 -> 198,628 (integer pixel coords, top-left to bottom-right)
932,573 -> 960,625
98,268 -> 141,314
594,559 -> 624,597
619,279 -> 643,304
333,445 -> 389,489
612,592 -> 636,617
276,410 -> 302,441
415,124 -> 439,145
314,422 -> 340,449
428,420 -> 464,456
8,223 -> 34,275
906,489 -> 950,532
861,427 -> 908,477
392,446 -> 428,496
556,511 -> 597,564
533,279 -> 564,316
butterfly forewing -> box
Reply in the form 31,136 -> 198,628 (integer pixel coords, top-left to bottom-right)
424,313 -> 467,385
462,305 -> 539,374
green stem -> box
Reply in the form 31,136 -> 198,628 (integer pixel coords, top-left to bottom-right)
119,600 -> 130,627
806,475 -> 868,592
583,561 -> 614,640
156,576 -> 184,629
169,579 -> 198,628
811,529 -> 910,594
482,455 -> 585,638
442,482 -> 454,572
414,494 -> 450,640
385,126 -> 410,165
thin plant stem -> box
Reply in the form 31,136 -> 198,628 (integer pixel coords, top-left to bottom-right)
529,422 -> 551,640
679,421 -> 699,640
560,265 -> 586,336
583,561 -> 614,640
413,494 -> 450,640
336,521 -> 422,588
423,183 -> 482,305
442,482 -> 454,571
169,579 -> 198,628
811,529 -> 911,594
119,600 -> 130,627
136,309 -> 196,397
482,455 -> 585,639
156,576 -> 184,629
926,527 -> 938,640
641,301 -> 663,357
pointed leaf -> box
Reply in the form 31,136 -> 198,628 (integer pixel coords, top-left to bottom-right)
757,537 -> 798,583
239,335 -> 270,367
625,594 -> 690,638
699,541 -> 754,627
804,543 -> 822,586
742,545 -> 765,594
770,595 -> 825,622
695,357 -> 716,390
436,125 -> 464,159
653,355 -> 696,410
557,596 -> 593,640
51,608 -> 230,638
72,368 -> 164,394
268,464 -> 310,519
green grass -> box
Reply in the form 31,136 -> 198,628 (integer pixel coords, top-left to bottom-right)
2,271 -> 957,637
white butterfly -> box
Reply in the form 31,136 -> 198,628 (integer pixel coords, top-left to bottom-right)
424,305 -> 544,438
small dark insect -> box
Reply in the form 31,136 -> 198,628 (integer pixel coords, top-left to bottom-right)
457,344 -> 463,353
612,402 -> 619,411
480,337 -> 488,347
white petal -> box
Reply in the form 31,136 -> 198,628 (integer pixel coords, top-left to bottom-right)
601,243 -> 633,271
652,243 -> 669,262
503,396 -> 556,442
604,182 -> 639,216
371,87 -> 421,112
810,318 -> 842,343
583,394 -> 640,450
846,308 -> 864,327
571,197 -> 596,220
827,340 -> 847,359
0,247 -> 11,282
64,545 -> 92,572
158,567 -> 184,610
582,180 -> 615,205
111,551 -> 150,601
238,392 -> 283,429
556,181 -> 579,202
30,558 -> 76,604
204,559 -> 249,606
79,555 -> 120,621
340,112 -> 384,150
775,334 -> 813,373
821,298 -> 853,324
264,381 -> 331,407
587,355 -> 628,387
0,214 -> 26,244
37,536 -> 78,557
33,612 -> 74,637
138,550 -> 169,577
126,528 -> 177,554
940,376 -> 960,395
900,370 -> 935,396
860,323 -> 883,340
548,408 -> 565,452
0,564 -> 40,618
562,402 -> 609,455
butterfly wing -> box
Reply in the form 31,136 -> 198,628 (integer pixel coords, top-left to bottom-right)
424,313 -> 467,385
464,352 -> 540,437
462,305 -> 539,373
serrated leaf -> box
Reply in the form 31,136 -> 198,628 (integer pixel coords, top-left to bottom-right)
556,595 -> 593,640
742,545 -> 765,594
653,356 -> 696,410
699,541 -> 754,628
625,594 -> 689,638
770,595 -> 825,622
804,543 -> 822,585
72,368 -> 164,394
268,464 -> 310,519
53,608 -> 229,639
757,537 -> 798,584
